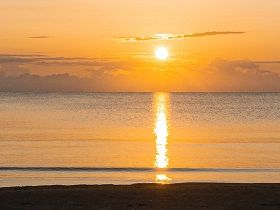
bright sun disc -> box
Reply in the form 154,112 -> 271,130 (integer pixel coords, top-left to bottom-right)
155,47 -> 169,60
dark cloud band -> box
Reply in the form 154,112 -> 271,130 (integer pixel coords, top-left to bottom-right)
116,31 -> 245,42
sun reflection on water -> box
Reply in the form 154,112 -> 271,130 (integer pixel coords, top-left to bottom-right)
154,93 -> 171,183
156,174 -> 171,184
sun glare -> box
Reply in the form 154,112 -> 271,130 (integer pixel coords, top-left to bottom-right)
155,47 -> 169,60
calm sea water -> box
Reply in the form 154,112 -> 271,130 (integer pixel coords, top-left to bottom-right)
0,92 -> 279,186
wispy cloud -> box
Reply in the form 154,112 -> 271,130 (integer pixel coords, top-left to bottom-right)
0,54 -> 114,66
255,61 -> 280,64
28,36 -> 50,39
116,31 -> 245,42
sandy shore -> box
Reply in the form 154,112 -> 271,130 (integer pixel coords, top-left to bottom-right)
0,183 -> 280,209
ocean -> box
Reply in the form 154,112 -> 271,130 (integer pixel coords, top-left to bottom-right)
0,92 -> 279,186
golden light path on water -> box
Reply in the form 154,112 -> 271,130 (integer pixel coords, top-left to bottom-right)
154,93 -> 171,184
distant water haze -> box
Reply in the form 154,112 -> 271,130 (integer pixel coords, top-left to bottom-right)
0,92 -> 280,186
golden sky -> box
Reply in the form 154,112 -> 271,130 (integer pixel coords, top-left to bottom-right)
0,0 -> 280,91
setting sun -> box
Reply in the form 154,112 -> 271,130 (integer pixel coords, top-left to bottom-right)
155,47 -> 169,60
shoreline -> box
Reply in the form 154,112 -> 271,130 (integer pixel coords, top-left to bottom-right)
1,183 -> 280,209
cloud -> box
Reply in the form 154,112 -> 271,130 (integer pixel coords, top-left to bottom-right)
0,54 -> 118,67
0,54 -> 46,57
255,61 -> 280,64
116,31 -> 245,42
28,36 -> 50,39
0,70 -> 134,92
104,69 -> 130,77
0,73 -> 95,92
0,63 -> 29,76
0,53 -> 279,92
0,54 -> 126,83
196,59 -> 280,92
0,54 -> 128,91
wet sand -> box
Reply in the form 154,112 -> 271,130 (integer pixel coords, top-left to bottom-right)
0,183 -> 280,209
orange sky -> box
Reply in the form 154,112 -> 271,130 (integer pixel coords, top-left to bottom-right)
0,0 -> 280,92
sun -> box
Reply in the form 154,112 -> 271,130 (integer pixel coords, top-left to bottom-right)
155,47 -> 169,60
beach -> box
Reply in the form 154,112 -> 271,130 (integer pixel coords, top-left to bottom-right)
1,183 -> 280,210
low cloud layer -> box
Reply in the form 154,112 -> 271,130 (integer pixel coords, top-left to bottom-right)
196,59 -> 280,92
0,54 -> 279,92
0,73 -> 92,92
116,31 -> 245,42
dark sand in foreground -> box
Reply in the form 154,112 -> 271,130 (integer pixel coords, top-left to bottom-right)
1,183 -> 280,209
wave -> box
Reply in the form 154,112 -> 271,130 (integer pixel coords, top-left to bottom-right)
0,167 -> 280,173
